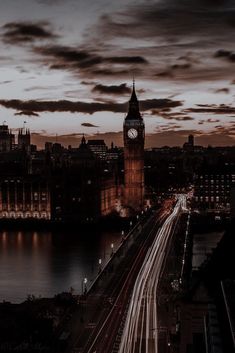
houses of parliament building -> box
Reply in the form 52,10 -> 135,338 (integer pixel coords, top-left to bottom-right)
0,85 -> 146,222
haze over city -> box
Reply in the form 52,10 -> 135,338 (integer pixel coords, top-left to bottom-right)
1,0 -> 235,148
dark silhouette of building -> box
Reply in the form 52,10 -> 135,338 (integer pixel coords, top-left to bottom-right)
123,82 -> 145,212
50,135 -> 119,222
87,139 -> 107,160
183,134 -> 194,152
18,128 -> 31,151
0,124 -> 14,152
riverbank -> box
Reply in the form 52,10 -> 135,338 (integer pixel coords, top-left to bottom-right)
0,213 -> 134,233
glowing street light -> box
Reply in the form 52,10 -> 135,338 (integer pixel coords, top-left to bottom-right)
121,230 -> 125,241
83,277 -> 88,294
111,243 -> 114,256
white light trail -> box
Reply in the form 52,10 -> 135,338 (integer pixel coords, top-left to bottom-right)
119,195 -> 187,353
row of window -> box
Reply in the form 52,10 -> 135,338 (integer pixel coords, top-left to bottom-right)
0,212 -> 50,219
195,196 -> 230,204
199,175 -> 235,178
198,185 -> 231,189
1,204 -> 49,211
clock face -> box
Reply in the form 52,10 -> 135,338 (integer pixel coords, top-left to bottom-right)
127,128 -> 138,139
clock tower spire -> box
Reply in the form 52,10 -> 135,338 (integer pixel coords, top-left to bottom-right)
123,82 -> 145,213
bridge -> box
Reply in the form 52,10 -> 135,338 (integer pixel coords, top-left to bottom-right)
60,195 -> 188,353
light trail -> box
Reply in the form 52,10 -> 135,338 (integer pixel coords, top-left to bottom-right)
119,194 -> 187,353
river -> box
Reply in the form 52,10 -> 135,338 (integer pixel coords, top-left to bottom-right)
0,228 -> 122,303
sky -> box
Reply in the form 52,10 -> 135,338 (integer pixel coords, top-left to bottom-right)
1,0 -> 235,148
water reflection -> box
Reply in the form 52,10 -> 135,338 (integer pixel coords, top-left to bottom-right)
0,228 -> 121,303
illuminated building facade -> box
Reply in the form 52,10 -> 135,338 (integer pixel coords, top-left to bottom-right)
0,176 -> 51,219
123,82 -> 145,212
193,167 -> 235,213
87,139 -> 108,160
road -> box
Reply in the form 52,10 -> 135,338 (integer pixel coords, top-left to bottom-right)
67,203 -> 172,353
119,194 -> 187,353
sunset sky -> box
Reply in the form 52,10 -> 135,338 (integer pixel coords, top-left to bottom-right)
1,0 -> 235,148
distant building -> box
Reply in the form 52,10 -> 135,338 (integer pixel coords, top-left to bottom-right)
18,128 -> 31,151
230,187 -> 235,218
106,143 -> 121,161
183,134 -> 194,152
193,166 -> 235,213
0,125 -> 14,152
87,139 -> 107,160
50,135 -> 119,222
188,134 -> 194,146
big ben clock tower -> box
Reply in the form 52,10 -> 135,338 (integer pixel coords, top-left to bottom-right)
123,81 -> 145,212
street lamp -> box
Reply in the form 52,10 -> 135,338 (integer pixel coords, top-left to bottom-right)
121,230 -> 125,241
83,277 -> 87,294
111,243 -> 114,256
136,215 -> 139,220
130,221 -> 132,227
98,258 -> 102,273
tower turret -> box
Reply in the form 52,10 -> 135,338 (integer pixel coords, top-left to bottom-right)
18,126 -> 31,151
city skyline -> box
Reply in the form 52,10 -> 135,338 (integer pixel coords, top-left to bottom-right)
1,0 -> 235,148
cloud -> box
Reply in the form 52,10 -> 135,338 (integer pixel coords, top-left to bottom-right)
0,80 -> 12,85
81,81 -> 97,85
105,56 -> 148,64
198,118 -> 220,124
89,68 -> 133,77
92,83 -> 131,95
214,49 -> 235,62
2,22 -> 56,43
155,123 -> 182,132
79,0 -> 235,83
81,122 -> 99,127
0,98 -> 182,115
93,1 -> 235,43
34,45 -> 148,77
214,88 -> 230,94
14,110 -> 40,117
170,63 -> 192,70
186,104 -> 235,114
151,110 -> 193,121
36,45 -> 101,66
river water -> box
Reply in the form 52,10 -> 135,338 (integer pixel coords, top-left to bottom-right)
0,228 -> 122,303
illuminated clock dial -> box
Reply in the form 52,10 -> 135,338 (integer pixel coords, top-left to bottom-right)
127,128 -> 138,139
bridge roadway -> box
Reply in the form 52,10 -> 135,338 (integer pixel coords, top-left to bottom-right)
119,195 -> 186,353
64,199 -> 177,353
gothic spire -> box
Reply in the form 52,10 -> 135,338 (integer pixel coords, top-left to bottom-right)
126,80 -> 141,120
81,134 -> 86,146
130,78 -> 138,102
